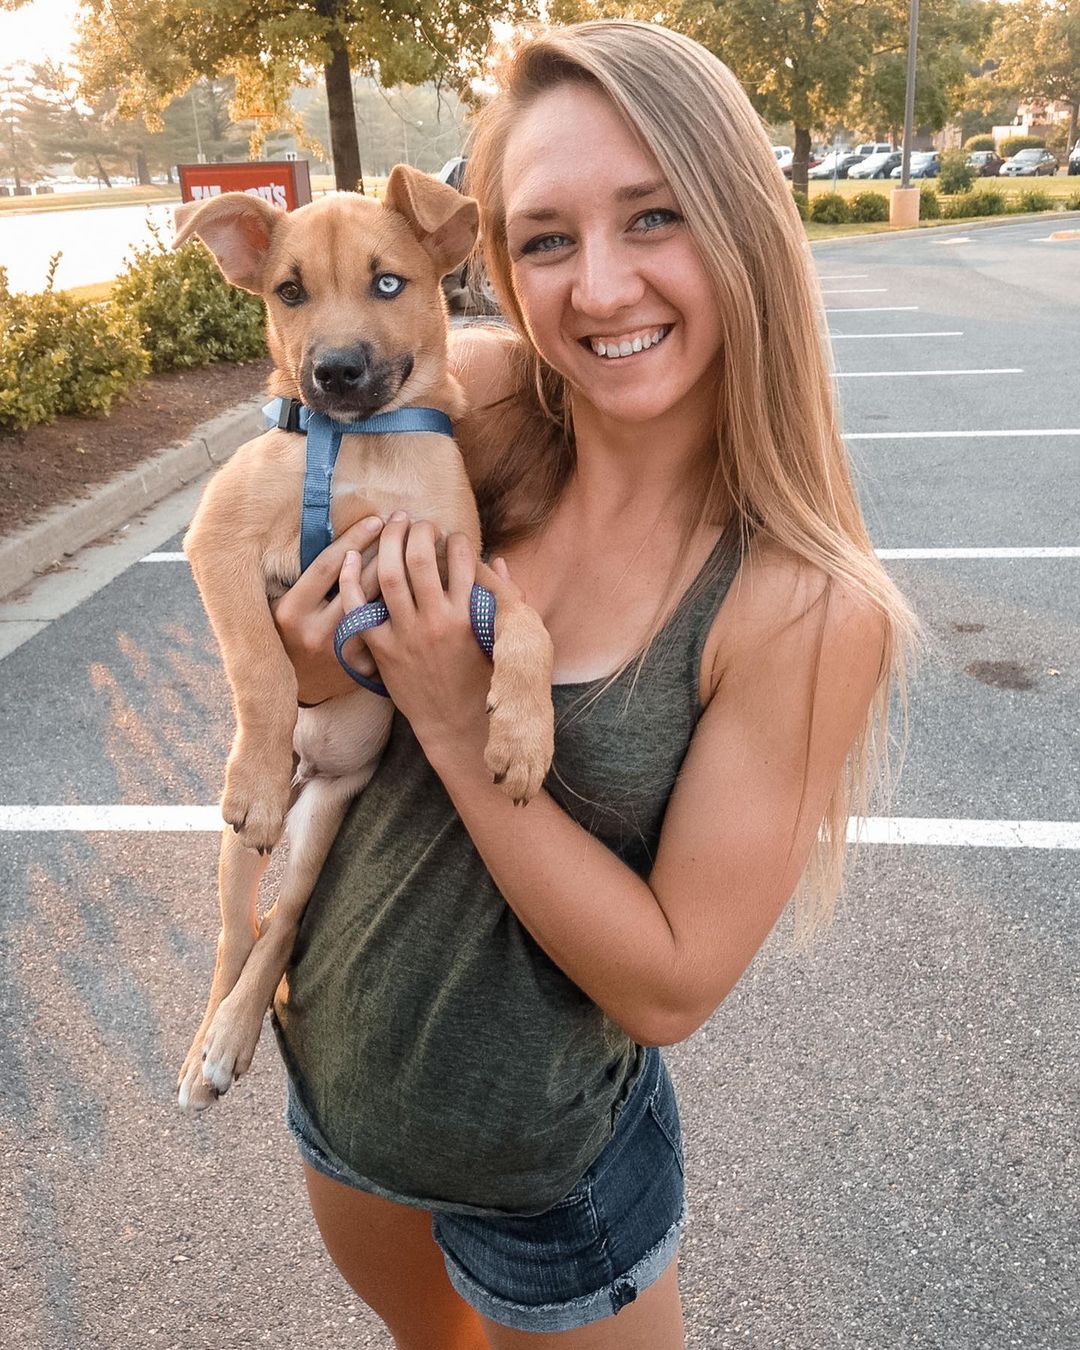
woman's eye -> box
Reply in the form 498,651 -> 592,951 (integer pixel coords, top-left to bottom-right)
520,234 -> 570,256
634,209 -> 681,232
276,281 -> 306,305
374,273 -> 407,297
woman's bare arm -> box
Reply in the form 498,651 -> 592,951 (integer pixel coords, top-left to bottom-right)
419,556 -> 887,1046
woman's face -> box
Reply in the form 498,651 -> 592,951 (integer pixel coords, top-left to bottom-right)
501,82 -> 723,430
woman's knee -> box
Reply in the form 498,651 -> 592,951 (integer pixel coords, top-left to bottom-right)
301,1164 -> 489,1349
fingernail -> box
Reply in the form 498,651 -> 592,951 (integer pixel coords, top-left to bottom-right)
390,510 -> 407,523
345,550 -> 359,565
362,515 -> 383,529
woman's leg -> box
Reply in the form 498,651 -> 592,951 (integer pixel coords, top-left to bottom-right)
303,1164 -> 490,1350
477,1255 -> 685,1349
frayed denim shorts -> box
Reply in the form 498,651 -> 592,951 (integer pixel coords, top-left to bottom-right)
285,1045 -> 687,1334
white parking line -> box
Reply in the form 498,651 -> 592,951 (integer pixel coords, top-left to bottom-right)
830,331 -> 963,340
825,305 -> 918,313
877,548 -> 1080,559
834,368 -> 1022,379
848,428 -> 1080,440
817,274 -> 870,280
3,805 -> 1077,847
820,288 -> 888,294
142,553 -> 187,561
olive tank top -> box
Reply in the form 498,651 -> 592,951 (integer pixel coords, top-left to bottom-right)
272,527 -> 746,1215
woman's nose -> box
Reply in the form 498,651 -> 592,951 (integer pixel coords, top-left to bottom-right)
570,237 -> 646,320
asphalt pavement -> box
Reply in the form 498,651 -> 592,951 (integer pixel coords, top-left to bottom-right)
1,214 -> 1078,1348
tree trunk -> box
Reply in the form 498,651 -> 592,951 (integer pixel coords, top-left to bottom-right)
793,125 -> 811,196
1067,100 -> 1078,162
94,154 -> 112,188
319,2 -> 364,192
136,147 -> 151,185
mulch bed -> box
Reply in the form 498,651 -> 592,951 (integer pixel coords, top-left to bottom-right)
0,358 -> 273,537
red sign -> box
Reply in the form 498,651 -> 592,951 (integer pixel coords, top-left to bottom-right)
177,160 -> 313,211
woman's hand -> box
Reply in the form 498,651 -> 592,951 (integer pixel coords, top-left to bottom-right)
339,511 -> 496,756
270,515 -> 384,705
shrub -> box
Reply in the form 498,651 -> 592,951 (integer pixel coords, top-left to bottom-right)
791,188 -> 809,220
938,148 -> 974,195
809,192 -> 852,224
0,259 -> 148,433
919,186 -> 942,219
1065,190 -> 1080,211
1013,188 -> 1056,213
112,223 -> 266,372
999,135 -> 1045,159
964,134 -> 996,152
944,187 -> 1007,219
849,191 -> 889,222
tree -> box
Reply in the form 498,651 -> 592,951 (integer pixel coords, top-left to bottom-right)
77,0 -> 539,193
989,0 -> 1080,156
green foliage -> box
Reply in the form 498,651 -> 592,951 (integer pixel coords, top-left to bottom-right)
963,134 -> 996,152
791,188 -> 809,220
1065,190 -> 1080,211
919,186 -> 942,219
809,192 -> 852,225
0,259 -> 147,433
938,148 -> 974,195
943,187 -> 1007,219
113,225 -> 266,372
1013,189 -> 1056,213
999,135 -> 1045,159
849,191 -> 889,223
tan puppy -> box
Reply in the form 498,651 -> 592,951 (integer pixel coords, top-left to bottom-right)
173,168 -> 554,1114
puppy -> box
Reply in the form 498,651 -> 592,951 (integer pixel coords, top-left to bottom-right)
173,168 -> 554,1114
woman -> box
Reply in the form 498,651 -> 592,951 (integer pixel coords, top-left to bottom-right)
269,19 -> 918,1348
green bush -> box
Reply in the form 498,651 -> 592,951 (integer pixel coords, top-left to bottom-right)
849,191 -> 889,222
113,223 -> 266,372
809,192 -> 852,224
964,134 -> 996,152
919,186 -> 942,219
999,135 -> 1045,159
1013,188 -> 1056,213
791,188 -> 809,220
944,187 -> 1007,219
0,260 -> 148,433
1066,190 -> 1080,211
938,148 -> 974,195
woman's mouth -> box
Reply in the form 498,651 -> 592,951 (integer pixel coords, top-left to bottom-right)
580,324 -> 674,361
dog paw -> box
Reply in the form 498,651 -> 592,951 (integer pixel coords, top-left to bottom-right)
221,754 -> 291,852
177,1053 -> 219,1115
483,678 -> 555,806
198,995 -> 262,1096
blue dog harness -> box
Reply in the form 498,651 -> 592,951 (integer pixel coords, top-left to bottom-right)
264,397 -> 496,697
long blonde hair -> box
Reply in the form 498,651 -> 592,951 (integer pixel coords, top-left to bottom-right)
463,20 -> 922,937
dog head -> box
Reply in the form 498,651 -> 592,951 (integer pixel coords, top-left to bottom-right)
172,165 -> 479,421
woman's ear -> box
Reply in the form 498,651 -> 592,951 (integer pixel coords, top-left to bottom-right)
172,192 -> 284,293
384,163 -> 481,278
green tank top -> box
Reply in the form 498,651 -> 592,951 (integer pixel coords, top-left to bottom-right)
273,527 -> 746,1215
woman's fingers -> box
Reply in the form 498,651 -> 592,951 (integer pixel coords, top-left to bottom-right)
447,532 -> 478,612
404,519 -> 446,613
281,514 -> 384,619
339,550 -> 366,611
376,512 -> 416,627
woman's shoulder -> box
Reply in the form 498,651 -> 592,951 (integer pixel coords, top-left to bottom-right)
703,532 -> 886,700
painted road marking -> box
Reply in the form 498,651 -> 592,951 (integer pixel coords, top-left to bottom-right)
847,428 -> 1080,440
820,288 -> 889,294
834,367 -> 1022,379
825,305 -> 919,313
817,274 -> 871,280
830,331 -> 963,340
2,805 -> 1077,848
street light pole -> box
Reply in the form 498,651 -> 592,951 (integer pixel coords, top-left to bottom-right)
899,0 -> 920,190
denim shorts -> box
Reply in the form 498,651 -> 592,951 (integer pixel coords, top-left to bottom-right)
285,1045 -> 687,1334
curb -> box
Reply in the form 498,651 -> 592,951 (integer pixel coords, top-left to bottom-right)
809,207 -> 1080,245
0,396 -> 265,601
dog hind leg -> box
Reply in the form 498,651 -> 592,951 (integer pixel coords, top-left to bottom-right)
199,769 -> 374,1097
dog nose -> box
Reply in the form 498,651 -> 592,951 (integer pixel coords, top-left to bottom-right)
312,346 -> 372,398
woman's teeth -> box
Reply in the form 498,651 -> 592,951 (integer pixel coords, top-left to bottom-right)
587,325 -> 671,359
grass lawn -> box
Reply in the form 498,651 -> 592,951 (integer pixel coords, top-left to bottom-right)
805,175 -> 1080,201
0,185 -> 180,214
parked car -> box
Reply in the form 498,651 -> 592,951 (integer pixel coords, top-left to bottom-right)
772,145 -> 793,161
1069,139 -> 1080,175
890,151 -> 940,179
856,141 -> 893,157
808,152 -> 865,180
967,149 -> 1004,177
780,151 -> 824,178
999,148 -> 1058,177
848,151 -> 902,180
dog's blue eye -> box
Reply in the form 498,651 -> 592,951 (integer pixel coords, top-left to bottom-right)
375,274 -> 406,298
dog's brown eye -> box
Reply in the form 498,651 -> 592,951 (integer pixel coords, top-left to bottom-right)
276,281 -> 306,306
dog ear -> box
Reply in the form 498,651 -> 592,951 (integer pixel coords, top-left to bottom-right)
384,164 -> 480,277
172,192 -> 283,293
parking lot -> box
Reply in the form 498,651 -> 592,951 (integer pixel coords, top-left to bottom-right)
1,213 -> 1077,1349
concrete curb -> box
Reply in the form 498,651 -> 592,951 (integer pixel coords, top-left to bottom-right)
810,207 -> 1080,245
0,396 -> 265,601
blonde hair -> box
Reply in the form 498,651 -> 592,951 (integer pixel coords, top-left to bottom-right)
463,20 -> 923,937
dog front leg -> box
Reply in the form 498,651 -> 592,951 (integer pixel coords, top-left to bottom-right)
177,827 -> 271,1113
